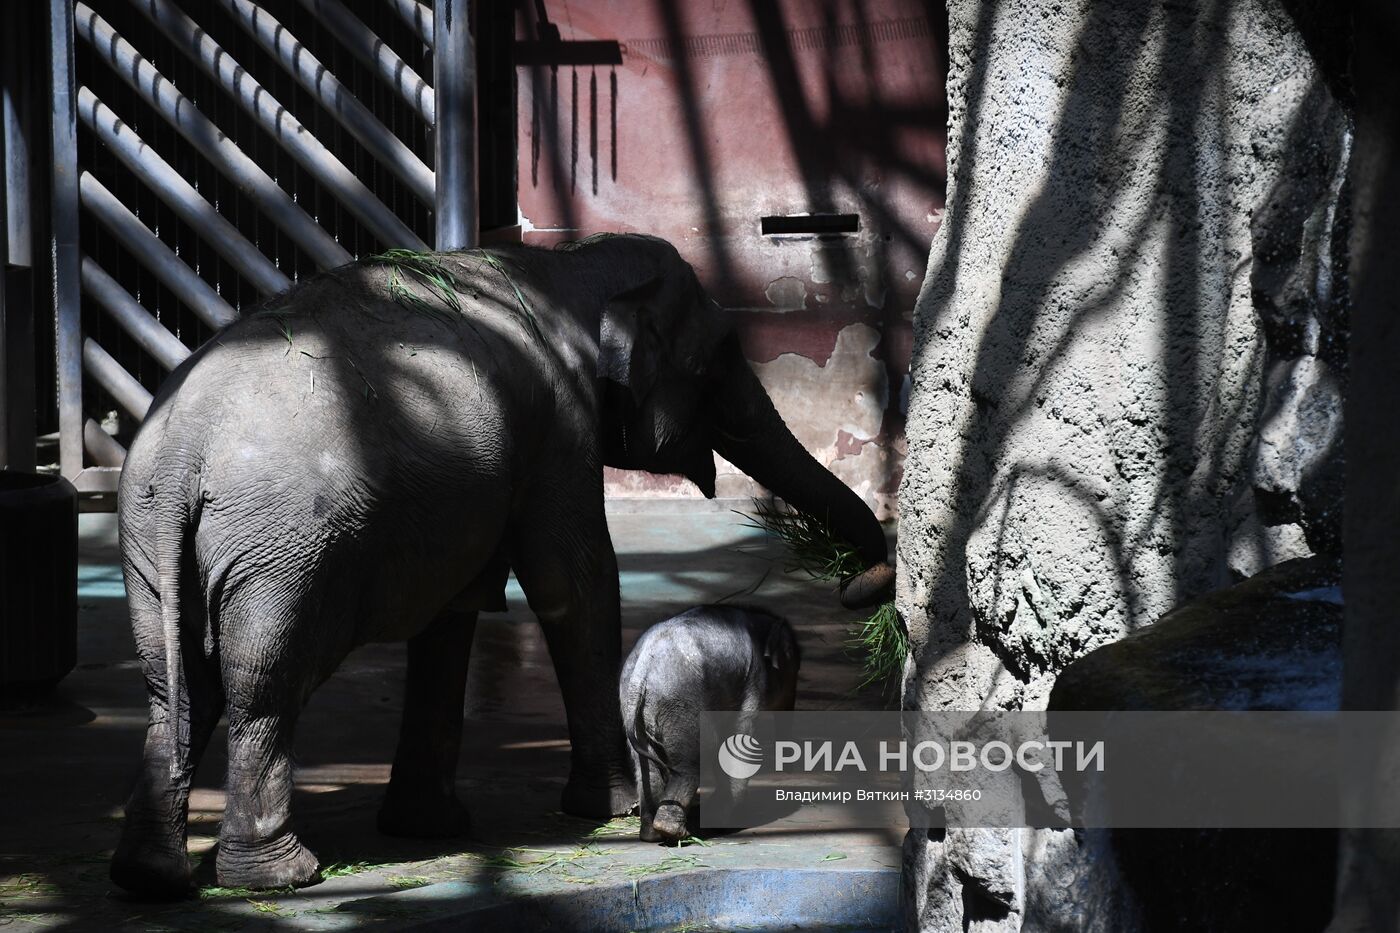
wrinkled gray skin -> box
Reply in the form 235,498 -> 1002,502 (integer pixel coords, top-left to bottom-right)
620,605 -> 799,842
109,235 -> 890,897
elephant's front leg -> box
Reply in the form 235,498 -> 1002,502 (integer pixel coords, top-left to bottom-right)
511,484 -> 636,819
379,607 -> 477,837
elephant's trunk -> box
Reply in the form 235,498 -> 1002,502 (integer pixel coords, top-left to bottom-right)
707,338 -> 893,607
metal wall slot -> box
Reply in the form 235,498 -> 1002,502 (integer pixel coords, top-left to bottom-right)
760,213 -> 860,236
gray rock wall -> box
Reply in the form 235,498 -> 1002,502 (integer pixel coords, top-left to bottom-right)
897,0 -> 1332,928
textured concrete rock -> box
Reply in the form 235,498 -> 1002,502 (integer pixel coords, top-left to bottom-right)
903,828 -> 1136,933
897,0 -> 1331,928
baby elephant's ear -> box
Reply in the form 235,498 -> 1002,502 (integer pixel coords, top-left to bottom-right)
599,275 -> 665,403
763,621 -> 799,672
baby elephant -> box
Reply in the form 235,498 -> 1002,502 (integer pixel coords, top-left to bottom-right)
619,605 -> 800,841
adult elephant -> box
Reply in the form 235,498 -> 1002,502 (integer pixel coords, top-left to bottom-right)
110,234 -> 892,896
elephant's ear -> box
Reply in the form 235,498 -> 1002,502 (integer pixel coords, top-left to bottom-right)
599,275 -> 665,403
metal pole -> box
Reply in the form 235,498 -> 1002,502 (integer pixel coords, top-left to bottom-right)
73,3 -> 353,271
1,1 -> 36,471
83,417 -> 125,467
78,89 -> 289,298
434,0 -> 477,250
81,338 -> 151,421
388,0 -> 434,47
80,257 -> 191,371
128,0 -> 429,248
80,172 -> 237,329
296,0 -> 434,124
0,87 -> 8,470
50,0 -> 82,479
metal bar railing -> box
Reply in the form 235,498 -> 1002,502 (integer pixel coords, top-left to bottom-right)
82,337 -> 151,421
79,256 -> 191,372
434,0 -> 476,250
74,3 -> 353,270
130,0 -> 429,249
387,0 -> 433,48
78,88 -> 290,298
79,172 -> 238,330
216,0 -> 435,204
296,0 -> 434,125
83,417 -> 125,467
50,0 -> 83,479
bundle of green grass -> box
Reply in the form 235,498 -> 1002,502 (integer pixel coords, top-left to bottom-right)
743,500 -> 905,694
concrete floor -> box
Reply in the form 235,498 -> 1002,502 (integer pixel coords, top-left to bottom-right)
0,504 -> 901,931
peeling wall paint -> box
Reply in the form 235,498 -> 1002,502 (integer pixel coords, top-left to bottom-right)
515,1 -> 948,516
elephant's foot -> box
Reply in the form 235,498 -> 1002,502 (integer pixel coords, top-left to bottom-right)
650,802 -> 690,842
377,785 -> 471,838
110,824 -> 191,900
216,831 -> 320,890
561,770 -> 637,819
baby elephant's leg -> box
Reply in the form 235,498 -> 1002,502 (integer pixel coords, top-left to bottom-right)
651,770 -> 699,841
635,752 -> 670,842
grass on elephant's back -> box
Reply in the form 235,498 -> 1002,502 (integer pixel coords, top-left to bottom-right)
367,248 -> 545,343
740,500 -> 905,699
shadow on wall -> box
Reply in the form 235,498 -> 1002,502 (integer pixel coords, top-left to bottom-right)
516,0 -> 950,515
903,0 -> 1348,704
897,0 -> 1350,928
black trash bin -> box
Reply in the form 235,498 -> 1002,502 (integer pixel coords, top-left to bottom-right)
0,471 -> 78,696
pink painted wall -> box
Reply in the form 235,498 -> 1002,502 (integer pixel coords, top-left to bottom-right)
516,1 -> 947,517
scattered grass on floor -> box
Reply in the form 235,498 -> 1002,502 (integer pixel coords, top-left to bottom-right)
319,860 -> 379,879
0,874 -> 59,898
247,899 -> 284,915
820,852 -> 847,861
198,884 -> 293,899
387,874 -> 433,889
621,853 -> 702,877
587,815 -> 642,838
481,845 -> 614,876
675,836 -> 712,848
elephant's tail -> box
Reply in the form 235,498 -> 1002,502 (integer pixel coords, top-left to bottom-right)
154,493 -> 193,776
625,686 -> 672,780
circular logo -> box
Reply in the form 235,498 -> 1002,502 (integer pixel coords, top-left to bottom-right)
717,733 -> 764,779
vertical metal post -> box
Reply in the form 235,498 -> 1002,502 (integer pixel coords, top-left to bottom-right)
434,0 -> 478,250
1,2 -> 37,471
49,0 -> 81,479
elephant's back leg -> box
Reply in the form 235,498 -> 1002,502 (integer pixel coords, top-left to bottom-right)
110,551 -> 225,897
211,562 -> 357,889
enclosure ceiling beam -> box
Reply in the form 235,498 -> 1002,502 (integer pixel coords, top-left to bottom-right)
73,3 -> 353,270
79,171 -> 238,330
79,256 -> 192,372
78,89 -> 291,298
294,0 -> 435,126
130,0 -> 429,250
387,0 -> 433,48
82,338 -> 152,421
83,418 -> 126,467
